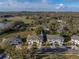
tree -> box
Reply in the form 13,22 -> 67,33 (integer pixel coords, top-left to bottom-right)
60,32 -> 71,43
60,28 -> 72,43
31,42 -> 38,54
55,42 -> 60,48
48,22 -> 59,35
45,41 -> 50,48
21,37 -> 27,43
2,19 -> 8,22
29,42 -> 38,59
0,46 -> 5,54
35,26 -> 43,35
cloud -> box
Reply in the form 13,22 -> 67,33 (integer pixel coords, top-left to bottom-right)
0,2 -> 4,5
0,0 -> 70,11
56,3 -> 64,9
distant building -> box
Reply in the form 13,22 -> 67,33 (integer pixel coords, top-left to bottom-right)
57,24 -> 64,33
57,20 -> 66,33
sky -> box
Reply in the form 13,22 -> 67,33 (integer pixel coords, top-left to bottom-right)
0,0 -> 79,11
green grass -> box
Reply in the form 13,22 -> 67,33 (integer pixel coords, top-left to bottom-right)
36,54 -> 79,59
65,55 -> 79,59
5,16 -> 34,24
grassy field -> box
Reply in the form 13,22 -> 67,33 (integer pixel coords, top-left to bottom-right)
0,16 -> 34,24
36,54 -> 79,59
65,55 -> 79,59
6,16 -> 34,24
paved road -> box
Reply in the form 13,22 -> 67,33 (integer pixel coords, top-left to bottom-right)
37,48 -> 79,56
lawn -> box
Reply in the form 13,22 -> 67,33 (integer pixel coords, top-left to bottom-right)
36,54 -> 79,59
65,55 -> 79,59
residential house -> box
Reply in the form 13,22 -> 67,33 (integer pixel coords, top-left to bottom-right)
71,35 -> 79,49
0,21 -> 25,34
0,22 -> 14,34
3,35 -> 22,45
71,35 -> 79,45
27,34 -> 65,49
47,35 -> 64,48
27,35 -> 43,49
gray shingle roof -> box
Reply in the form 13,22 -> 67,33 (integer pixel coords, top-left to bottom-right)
27,35 -> 43,41
47,35 -> 64,41
0,22 -> 13,30
7,36 -> 22,45
27,35 -> 39,40
27,35 -> 64,41
71,35 -> 79,40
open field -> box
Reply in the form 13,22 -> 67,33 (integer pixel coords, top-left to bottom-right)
65,55 -> 79,59
0,16 -> 34,24
36,54 -> 79,59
